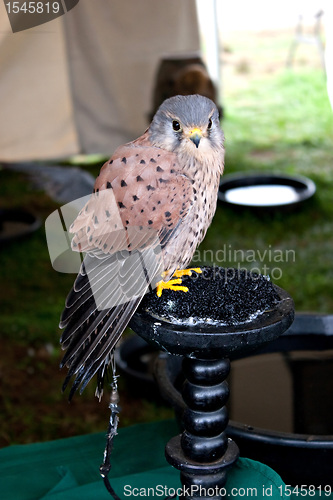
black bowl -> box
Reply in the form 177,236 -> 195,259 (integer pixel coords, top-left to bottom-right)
218,173 -> 316,211
0,209 -> 41,243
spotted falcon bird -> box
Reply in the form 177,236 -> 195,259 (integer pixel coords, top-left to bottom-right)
59,94 -> 225,399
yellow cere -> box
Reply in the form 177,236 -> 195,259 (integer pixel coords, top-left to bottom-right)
190,128 -> 203,137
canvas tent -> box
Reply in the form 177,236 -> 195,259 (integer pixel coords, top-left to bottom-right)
0,0 -> 201,161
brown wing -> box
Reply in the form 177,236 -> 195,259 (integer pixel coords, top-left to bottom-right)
60,134 -> 194,398
70,136 -> 194,259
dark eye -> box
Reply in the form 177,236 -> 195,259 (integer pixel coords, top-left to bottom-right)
172,120 -> 181,131
207,118 -> 213,130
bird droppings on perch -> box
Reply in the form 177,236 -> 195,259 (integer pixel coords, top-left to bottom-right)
140,267 -> 280,326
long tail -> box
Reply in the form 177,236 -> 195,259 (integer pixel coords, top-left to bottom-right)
59,253 -> 147,399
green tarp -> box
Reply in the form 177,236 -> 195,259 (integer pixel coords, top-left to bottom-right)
0,419 -> 306,499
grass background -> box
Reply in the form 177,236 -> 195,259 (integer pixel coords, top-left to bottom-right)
0,28 -> 332,446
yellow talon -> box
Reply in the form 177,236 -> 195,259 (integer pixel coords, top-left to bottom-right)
172,267 -> 202,278
156,279 -> 188,297
156,268 -> 202,297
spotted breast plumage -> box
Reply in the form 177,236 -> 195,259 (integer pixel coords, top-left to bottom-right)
59,94 -> 225,399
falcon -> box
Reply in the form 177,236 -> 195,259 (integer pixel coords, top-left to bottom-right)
59,94 -> 225,399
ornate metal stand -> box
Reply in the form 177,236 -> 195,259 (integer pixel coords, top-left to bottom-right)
165,357 -> 237,498
129,268 -> 294,498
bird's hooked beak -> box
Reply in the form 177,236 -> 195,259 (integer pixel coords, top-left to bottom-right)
189,128 -> 202,148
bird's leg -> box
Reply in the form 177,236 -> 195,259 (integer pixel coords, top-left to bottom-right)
156,268 -> 202,297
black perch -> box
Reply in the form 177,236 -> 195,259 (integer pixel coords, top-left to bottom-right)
130,267 -> 295,499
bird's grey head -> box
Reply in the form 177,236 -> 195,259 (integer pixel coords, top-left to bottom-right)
149,94 -> 224,160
